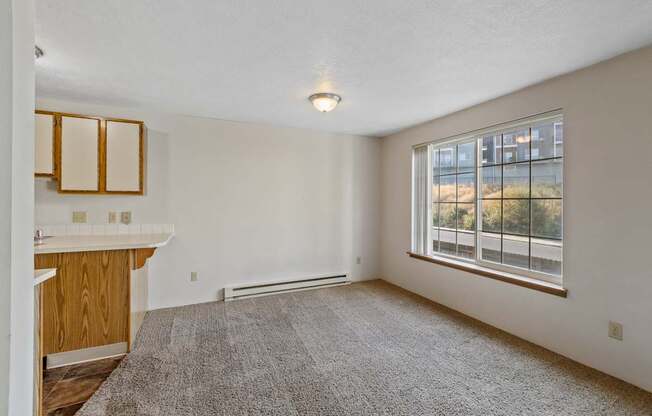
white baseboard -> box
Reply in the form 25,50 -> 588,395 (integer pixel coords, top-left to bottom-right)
46,342 -> 127,369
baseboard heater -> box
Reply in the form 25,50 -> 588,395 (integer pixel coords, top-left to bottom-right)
224,273 -> 350,301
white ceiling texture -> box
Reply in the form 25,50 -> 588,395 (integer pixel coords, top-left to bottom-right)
35,0 -> 652,136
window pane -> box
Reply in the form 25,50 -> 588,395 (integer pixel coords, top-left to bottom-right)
432,148 -> 439,176
502,129 -> 530,163
502,234 -> 529,269
457,141 -> 475,173
532,159 -> 562,198
432,203 -> 439,228
481,232 -> 501,263
440,174 -> 456,202
554,122 -> 563,157
480,165 -> 501,199
457,230 -> 475,259
439,146 -> 456,175
503,162 -> 530,198
432,221 -> 439,253
531,122 -> 557,160
531,199 -> 562,239
531,238 -> 562,275
457,173 -> 475,202
481,200 -> 501,233
503,200 -> 529,235
432,174 -> 440,202
439,229 -> 456,255
439,203 -> 456,229
480,134 -> 502,165
457,203 -> 475,231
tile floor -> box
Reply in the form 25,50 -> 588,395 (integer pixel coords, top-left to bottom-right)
43,356 -> 123,415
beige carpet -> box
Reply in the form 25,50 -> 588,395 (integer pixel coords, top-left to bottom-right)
78,280 -> 652,415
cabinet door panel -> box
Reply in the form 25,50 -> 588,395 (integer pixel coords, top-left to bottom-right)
106,121 -> 142,192
35,113 -> 54,176
35,251 -> 130,355
60,116 -> 100,191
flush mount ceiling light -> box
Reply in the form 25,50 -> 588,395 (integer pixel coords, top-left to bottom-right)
309,92 -> 341,113
35,45 -> 44,59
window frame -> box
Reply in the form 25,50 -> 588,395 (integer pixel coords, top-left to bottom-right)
417,110 -> 564,286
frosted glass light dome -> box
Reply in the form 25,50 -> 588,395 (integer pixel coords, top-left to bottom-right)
309,93 -> 341,113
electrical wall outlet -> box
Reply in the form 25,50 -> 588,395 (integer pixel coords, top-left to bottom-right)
356,256 -> 362,265
190,272 -> 198,282
608,321 -> 623,341
120,211 -> 132,225
108,212 -> 117,223
72,211 -> 87,223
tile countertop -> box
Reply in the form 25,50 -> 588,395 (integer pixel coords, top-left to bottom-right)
34,268 -> 57,286
34,233 -> 174,255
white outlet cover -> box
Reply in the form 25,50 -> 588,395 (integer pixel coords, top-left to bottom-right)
609,321 -> 623,341
120,211 -> 132,225
72,211 -> 87,224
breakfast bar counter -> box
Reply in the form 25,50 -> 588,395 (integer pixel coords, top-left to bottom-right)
34,232 -> 173,369
34,233 -> 174,254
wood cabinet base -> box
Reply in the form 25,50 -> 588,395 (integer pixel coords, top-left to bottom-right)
35,250 -> 131,356
34,247 -> 157,415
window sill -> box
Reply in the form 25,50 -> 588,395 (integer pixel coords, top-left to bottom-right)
406,251 -> 567,298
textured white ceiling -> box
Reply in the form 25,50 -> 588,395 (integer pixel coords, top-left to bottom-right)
35,0 -> 652,137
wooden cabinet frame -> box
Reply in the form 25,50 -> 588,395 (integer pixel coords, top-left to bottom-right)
103,117 -> 145,195
56,113 -> 102,193
36,110 -> 145,195
34,110 -> 58,178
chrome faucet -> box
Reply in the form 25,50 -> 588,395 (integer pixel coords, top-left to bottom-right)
34,229 -> 45,245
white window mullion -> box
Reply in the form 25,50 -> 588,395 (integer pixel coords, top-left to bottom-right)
412,145 -> 429,255
426,144 -> 433,256
475,137 -> 482,263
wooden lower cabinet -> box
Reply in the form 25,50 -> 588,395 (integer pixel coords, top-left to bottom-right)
34,247 -> 156,415
35,250 -> 130,355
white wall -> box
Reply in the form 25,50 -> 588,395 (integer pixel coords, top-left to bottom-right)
0,0 -> 13,411
380,45 -> 652,392
35,98 -> 380,309
0,0 -> 35,415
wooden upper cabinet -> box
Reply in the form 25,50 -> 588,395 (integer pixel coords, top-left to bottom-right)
35,110 -> 145,195
58,115 -> 101,192
35,112 -> 55,176
105,120 -> 143,194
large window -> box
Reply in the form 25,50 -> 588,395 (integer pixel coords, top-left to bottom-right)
413,112 -> 563,284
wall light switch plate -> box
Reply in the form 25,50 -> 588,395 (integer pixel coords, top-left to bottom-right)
190,272 -> 198,282
356,256 -> 362,265
108,212 -> 117,223
72,211 -> 87,224
609,321 -> 623,341
120,211 -> 132,225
